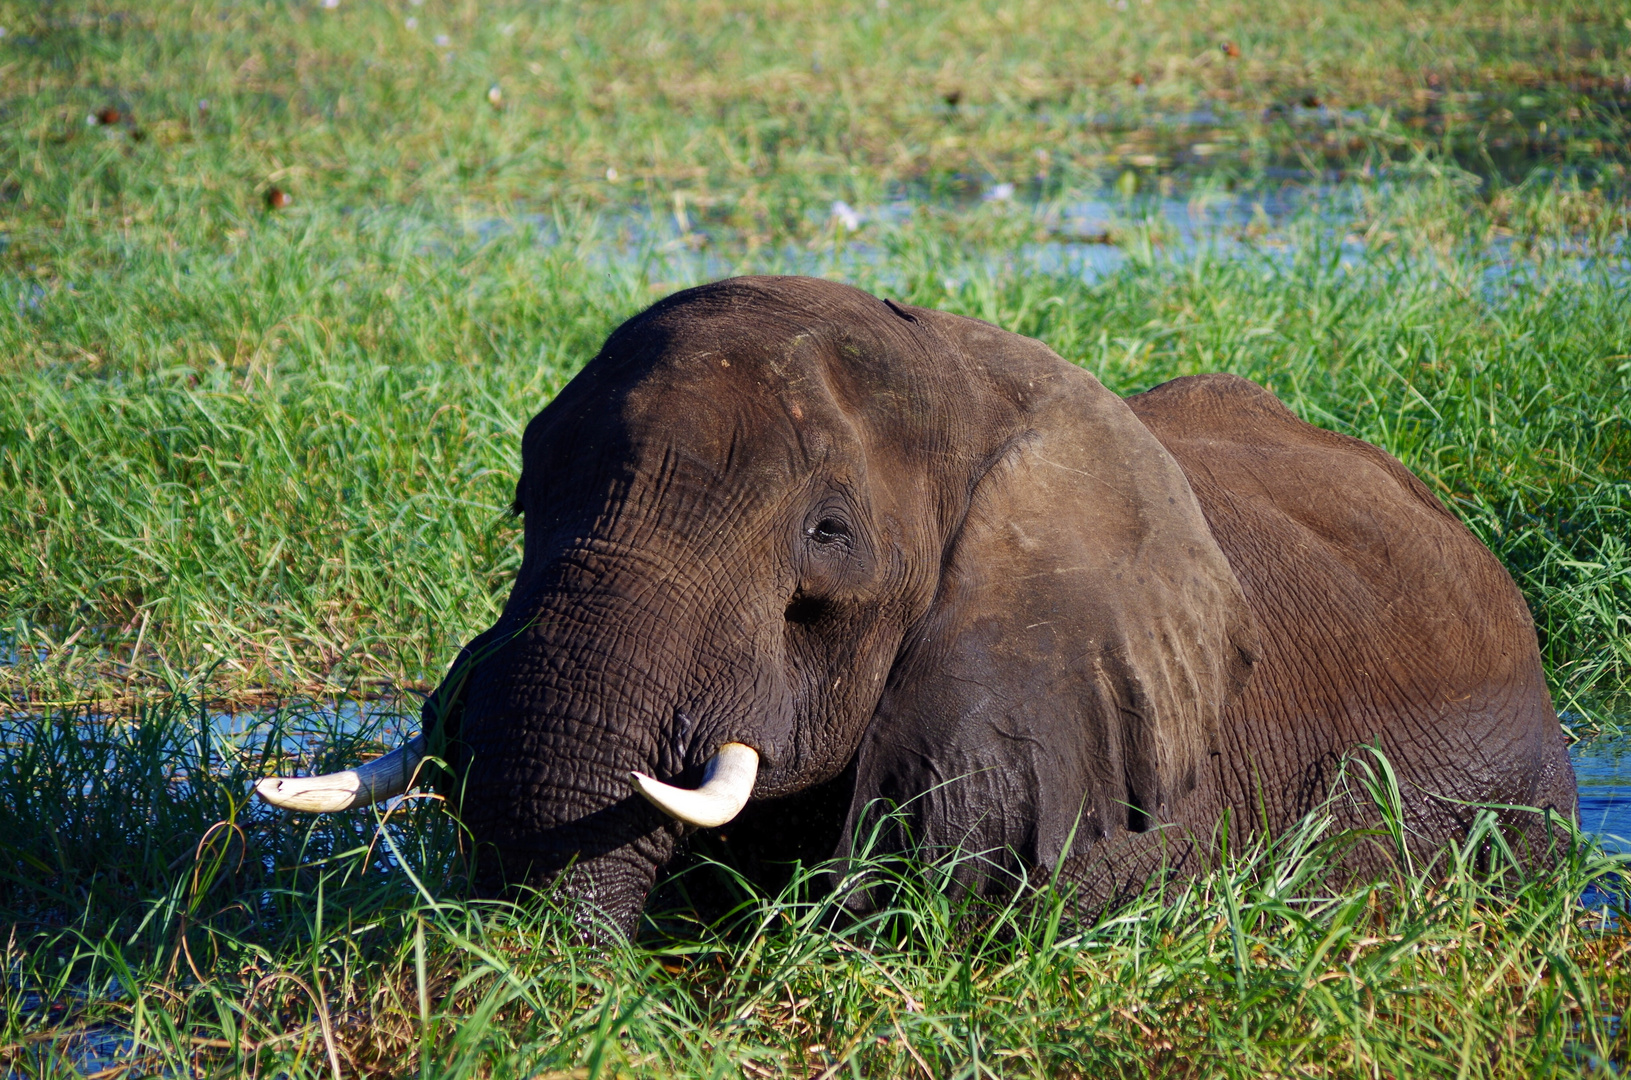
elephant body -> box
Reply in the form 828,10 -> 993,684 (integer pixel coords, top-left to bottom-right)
397,276 -> 1574,933
1131,375 -> 1574,861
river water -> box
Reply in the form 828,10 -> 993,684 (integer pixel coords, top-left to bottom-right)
97,696 -> 1631,858
1574,734 -> 1631,853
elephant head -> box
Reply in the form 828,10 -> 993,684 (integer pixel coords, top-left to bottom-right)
258,276 -> 1257,934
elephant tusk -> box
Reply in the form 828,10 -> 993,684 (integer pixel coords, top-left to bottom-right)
255,734 -> 426,813
629,742 -> 759,828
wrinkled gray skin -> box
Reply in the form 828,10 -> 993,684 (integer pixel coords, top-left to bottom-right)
423,276 -> 1576,935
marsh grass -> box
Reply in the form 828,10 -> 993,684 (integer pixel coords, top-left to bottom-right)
5,141 -> 1630,1080
5,172 -> 1626,716
0,695 -> 1627,1078
0,0 -> 1627,235
2,0 -> 1628,711
4,2 -> 1631,1076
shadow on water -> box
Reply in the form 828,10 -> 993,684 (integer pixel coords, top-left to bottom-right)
911,72 -> 1631,192
0,694 -> 448,1077
2,1016 -> 131,1078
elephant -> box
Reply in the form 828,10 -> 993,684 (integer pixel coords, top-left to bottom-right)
257,275 -> 1577,935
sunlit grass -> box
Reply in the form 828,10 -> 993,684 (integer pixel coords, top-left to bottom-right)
1,0 -> 1627,258
3,3 -> 1630,1077
4,177 -> 1626,713
1,1 -> 1625,707
3,176 -> 1627,1074
0,695 -> 1626,1078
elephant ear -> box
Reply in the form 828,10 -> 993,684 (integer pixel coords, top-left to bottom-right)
841,364 -> 1257,895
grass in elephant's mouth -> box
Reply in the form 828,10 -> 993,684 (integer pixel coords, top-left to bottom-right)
3,2 -> 1631,1075
0,692 -> 1628,1078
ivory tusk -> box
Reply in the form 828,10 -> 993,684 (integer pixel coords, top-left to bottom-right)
630,742 -> 759,828
255,734 -> 426,813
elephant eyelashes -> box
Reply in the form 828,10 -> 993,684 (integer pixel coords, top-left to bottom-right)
807,518 -> 849,544
790,513 -> 865,628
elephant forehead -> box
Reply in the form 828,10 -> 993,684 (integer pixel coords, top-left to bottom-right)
611,361 -> 849,489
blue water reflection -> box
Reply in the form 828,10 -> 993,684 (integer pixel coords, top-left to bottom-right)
1572,735 -> 1631,853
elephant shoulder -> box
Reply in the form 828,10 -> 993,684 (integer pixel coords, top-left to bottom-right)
1124,372 -> 1539,712
1125,373 -> 1455,527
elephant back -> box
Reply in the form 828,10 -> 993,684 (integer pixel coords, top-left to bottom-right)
1126,373 -> 1576,851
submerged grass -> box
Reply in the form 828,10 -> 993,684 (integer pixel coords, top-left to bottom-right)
4,2 -> 1631,1076
1,695 -> 1628,1079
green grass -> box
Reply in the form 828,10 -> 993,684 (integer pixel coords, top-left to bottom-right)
1,694 -> 1628,1077
3,2 -> 1631,1077
1,0 -> 1628,236
4,179 -> 1626,714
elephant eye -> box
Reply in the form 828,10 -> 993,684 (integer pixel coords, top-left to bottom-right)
785,592 -> 825,626
808,517 -> 849,544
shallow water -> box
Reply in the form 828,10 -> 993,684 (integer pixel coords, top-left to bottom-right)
458,170 -> 1629,300
190,703 -> 1631,857
194,702 -> 1631,855
1574,735 -> 1631,853
5,703 -> 1627,1077
5,686 -> 1628,846
0,1022 -> 131,1078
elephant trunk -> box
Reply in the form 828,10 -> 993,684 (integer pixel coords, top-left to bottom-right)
256,518 -> 786,933
439,559 -> 785,932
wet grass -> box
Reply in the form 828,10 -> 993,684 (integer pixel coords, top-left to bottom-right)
1,0 -> 1627,708
4,174 -> 1627,716
3,200 -> 1629,1080
3,1 -> 1631,1076
1,0 -> 1628,243
0,696 -> 1627,1078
